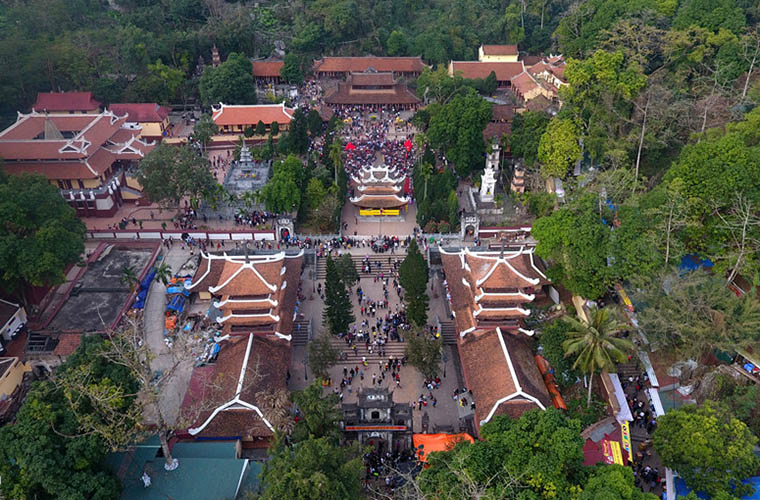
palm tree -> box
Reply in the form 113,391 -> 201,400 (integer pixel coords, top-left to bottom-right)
562,308 -> 634,407
154,262 -> 173,286
120,266 -> 139,291
328,140 -> 343,186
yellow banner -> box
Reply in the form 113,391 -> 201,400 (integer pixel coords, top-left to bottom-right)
610,440 -> 624,465
621,421 -> 632,461
359,209 -> 400,216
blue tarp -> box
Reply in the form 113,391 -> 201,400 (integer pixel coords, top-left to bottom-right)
670,477 -> 760,499
166,295 -> 185,314
679,254 -> 714,272
166,286 -> 189,297
132,269 -> 156,309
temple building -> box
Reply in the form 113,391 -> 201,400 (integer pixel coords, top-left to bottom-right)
108,103 -> 171,141
342,388 -> 413,453
478,44 -> 519,63
186,250 -> 303,339
448,60 -> 525,88
440,245 -> 553,434
511,56 -> 567,106
323,72 -> 420,109
211,103 -> 293,136
182,332 -> 289,448
0,110 -> 154,217
349,165 -> 409,213
252,60 -> 285,85
33,91 -> 102,114
313,56 -> 427,79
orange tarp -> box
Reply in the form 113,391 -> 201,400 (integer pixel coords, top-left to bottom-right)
413,433 -> 475,463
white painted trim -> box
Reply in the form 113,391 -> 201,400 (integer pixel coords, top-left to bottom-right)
214,296 -> 277,308
459,326 -> 476,338
474,290 -> 535,302
236,334 -> 255,396
517,327 -> 535,336
529,251 -> 548,280
349,193 -> 409,205
216,312 -> 279,324
274,331 -> 292,341
461,277 -> 471,289
475,254 -> 540,287
472,305 -> 530,317
235,459 -> 249,498
209,261 -> 278,294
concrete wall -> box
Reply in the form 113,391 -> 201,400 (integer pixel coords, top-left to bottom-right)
0,358 -> 31,399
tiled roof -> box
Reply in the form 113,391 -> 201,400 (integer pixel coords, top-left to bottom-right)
211,103 -> 294,127
324,81 -> 420,106
252,61 -> 284,78
53,333 -> 82,356
349,193 -> 409,208
511,71 -> 541,96
491,104 -> 514,122
33,92 -> 101,112
313,56 -> 426,74
108,103 -> 170,123
481,44 -> 518,56
349,72 -> 397,86
450,61 -> 525,81
483,122 -> 511,141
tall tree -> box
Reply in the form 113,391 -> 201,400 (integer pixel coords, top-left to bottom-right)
510,111 -> 551,166
654,401 -> 759,498
280,53 -> 303,84
261,155 -> 304,214
537,117 -> 582,179
323,255 -> 355,336
404,327 -> 442,379
335,253 -> 359,288
307,333 -> 338,380
287,107 -> 309,155
562,307 -> 634,406
291,381 -> 342,443
193,113 -> 218,153
199,52 -> 256,106
0,173 -> 86,302
399,239 -> 429,327
137,143 -> 217,207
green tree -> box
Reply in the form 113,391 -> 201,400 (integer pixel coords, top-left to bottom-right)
328,139 -> 343,185
504,3 -> 525,44
415,409 -> 585,499
399,239 -> 429,327
0,174 -> 86,302
307,109 -> 323,136
538,117 -> 581,179
261,155 -> 304,213
426,88 -> 492,177
404,328 -> 442,379
580,465 -> 658,500
633,272 -> 760,360
562,308 -> 633,406
260,436 -> 363,500
510,111 -> 551,166
386,29 -> 408,56
255,120 -> 267,136
323,255 -> 355,336
153,261 -> 173,286
137,143 -> 216,207
291,381 -> 342,443
270,121 -> 280,137
538,320 -> 580,388
307,333 -> 338,380
120,265 -> 139,291
199,52 -> 256,106
280,53 -> 303,84
654,402 -> 759,498
335,253 -> 359,288
305,177 -> 327,212
146,58 -> 185,103
193,113 -> 218,153
287,107 -> 309,155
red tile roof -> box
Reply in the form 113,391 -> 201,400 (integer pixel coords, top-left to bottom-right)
324,80 -> 420,106
211,104 -> 294,127
481,44 -> 518,56
33,92 -> 101,112
314,57 -> 426,75
252,61 -> 284,78
450,61 -> 525,82
349,72 -> 397,86
108,103 -> 170,123
53,333 -> 82,356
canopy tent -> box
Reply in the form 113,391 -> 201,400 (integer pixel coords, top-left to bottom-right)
413,433 -> 474,463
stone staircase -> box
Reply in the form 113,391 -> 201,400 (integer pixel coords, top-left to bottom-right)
291,318 -> 310,346
328,336 -> 408,365
315,254 -> 405,280
440,321 -> 457,345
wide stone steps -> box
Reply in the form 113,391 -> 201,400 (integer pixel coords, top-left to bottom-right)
328,337 -> 408,365
315,254 -> 404,280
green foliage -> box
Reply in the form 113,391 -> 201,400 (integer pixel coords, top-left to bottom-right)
416,409 -> 586,499
0,174 -> 86,297
255,120 -> 267,136
291,382 -> 342,443
521,191 -> 556,218
280,53 -> 303,84
538,319 -> 580,388
404,328 -> 442,379
270,121 -> 280,136
306,109 -> 323,136
633,272 -> 760,360
413,161 -> 458,228
286,107 -> 309,155
386,30 -> 408,56
0,336 -> 137,500
426,88 -> 492,177
673,0 -> 746,34
654,401 -> 760,498
261,155 -> 304,213
323,255 -> 355,336
335,253 -> 358,288
305,177 -> 327,212
399,239 -> 429,327
137,143 -> 216,206
193,113 -> 218,149
510,111 -> 551,166
199,52 -> 256,106
538,118 -> 582,179
580,465 -> 658,500
307,334 -> 338,380
699,374 -> 760,438
260,436 -> 364,500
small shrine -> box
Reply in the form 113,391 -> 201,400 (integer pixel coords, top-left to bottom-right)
341,388 -> 413,453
